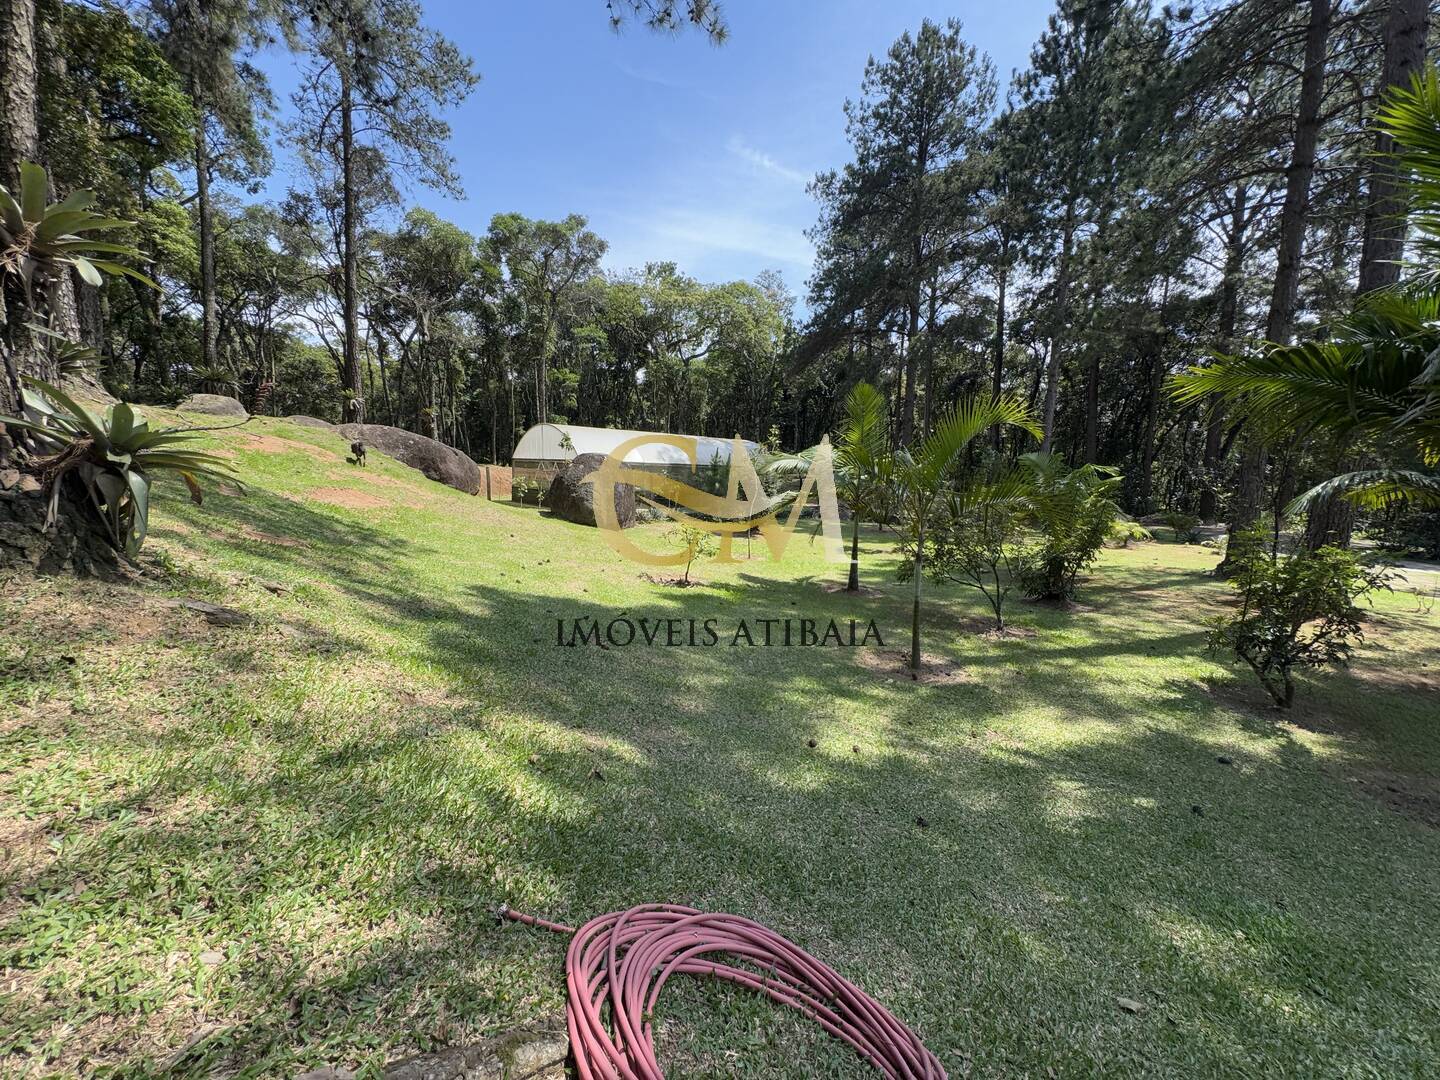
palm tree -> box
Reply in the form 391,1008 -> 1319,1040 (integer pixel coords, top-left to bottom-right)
893,395 -> 1039,673
1171,70 -> 1440,513
833,382 -> 892,591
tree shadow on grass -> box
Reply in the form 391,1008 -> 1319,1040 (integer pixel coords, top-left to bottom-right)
7,519 -> 1440,1076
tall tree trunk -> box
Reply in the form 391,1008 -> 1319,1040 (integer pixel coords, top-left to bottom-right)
0,0 -> 40,422
193,113 -> 219,371
0,0 -> 37,190
1200,185 -> 1249,523
339,61 -> 363,423
1084,351 -> 1099,464
920,282 -> 937,439
1221,0 -> 1331,573
1137,338 -> 1167,513
991,260 -> 1007,452
1040,206 -> 1076,453
1357,0 -> 1429,295
899,278 -> 920,445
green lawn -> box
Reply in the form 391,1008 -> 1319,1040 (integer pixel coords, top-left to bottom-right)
2,414 -> 1438,1078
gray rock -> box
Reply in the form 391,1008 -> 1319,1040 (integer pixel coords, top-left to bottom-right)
15,474 -> 42,496
284,415 -> 335,429
546,452 -> 635,528
336,423 -> 481,495
180,393 -> 249,419
0,468 -> 18,490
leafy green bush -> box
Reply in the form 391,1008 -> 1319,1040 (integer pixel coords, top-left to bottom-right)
926,495 -> 1031,630
1017,453 -> 1121,602
1161,511 -> 1201,543
1107,518 -> 1152,547
1207,528 -> 1390,708
0,378 -> 237,556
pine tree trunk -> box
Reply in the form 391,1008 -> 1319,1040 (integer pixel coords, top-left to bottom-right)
899,279 -> 920,446
1198,414 -> 1223,523
991,262 -> 1006,452
1201,186 -> 1248,524
1358,0 -> 1428,295
0,0 -> 39,424
1221,0 -> 1330,574
1302,476 -> 1355,549
1040,208 -> 1076,454
1137,349 -> 1163,512
339,62 -> 363,423
194,113 -> 220,370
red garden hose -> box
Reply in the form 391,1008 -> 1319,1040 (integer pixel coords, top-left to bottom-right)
500,903 -> 947,1080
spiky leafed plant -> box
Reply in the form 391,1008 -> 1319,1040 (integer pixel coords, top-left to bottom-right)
1170,70 -> 1440,512
892,395 -> 1040,673
0,378 -> 238,556
0,161 -> 156,303
1,162 -> 156,406
834,381 -> 893,591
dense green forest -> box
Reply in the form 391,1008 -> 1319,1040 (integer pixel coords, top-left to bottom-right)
0,0 -> 1435,549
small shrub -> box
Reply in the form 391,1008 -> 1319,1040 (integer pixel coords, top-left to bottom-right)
512,476 -> 546,506
1161,511 -> 1201,543
1107,518 -> 1152,547
1018,454 -> 1121,602
927,500 -> 1031,631
1207,528 -> 1390,708
668,522 -> 718,584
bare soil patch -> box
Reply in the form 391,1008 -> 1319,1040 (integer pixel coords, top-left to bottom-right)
641,573 -> 705,588
855,648 -> 969,684
323,470 -> 428,509
242,433 -> 339,461
1347,768 -> 1440,829
307,487 -> 389,510
820,581 -> 885,598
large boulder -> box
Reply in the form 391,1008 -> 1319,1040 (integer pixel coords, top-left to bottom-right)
546,452 -> 635,528
336,423 -> 481,495
284,415 -> 335,429
179,393 -> 248,418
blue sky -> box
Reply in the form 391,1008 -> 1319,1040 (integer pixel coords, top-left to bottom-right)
252,1 -> 1054,302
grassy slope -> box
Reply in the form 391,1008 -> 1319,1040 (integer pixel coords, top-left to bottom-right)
2,413 -> 1438,1079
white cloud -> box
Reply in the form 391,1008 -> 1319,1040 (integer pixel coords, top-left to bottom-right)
620,205 -> 815,270
726,136 -> 811,188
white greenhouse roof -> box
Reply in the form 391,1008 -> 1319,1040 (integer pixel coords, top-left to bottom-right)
513,424 -> 757,467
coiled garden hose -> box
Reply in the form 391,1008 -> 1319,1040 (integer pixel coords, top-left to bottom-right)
500,903 -> 946,1079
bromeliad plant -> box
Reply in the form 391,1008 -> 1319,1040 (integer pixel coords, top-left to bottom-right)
0,161 -> 156,317
0,377 -> 239,557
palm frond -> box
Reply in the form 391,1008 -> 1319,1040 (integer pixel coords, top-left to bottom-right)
1288,469 -> 1440,513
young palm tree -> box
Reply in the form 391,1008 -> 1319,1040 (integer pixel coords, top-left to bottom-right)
834,381 -> 892,591
1171,70 -> 1440,512
893,395 -> 1039,673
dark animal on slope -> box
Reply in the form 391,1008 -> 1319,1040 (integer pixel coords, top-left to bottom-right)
351,441 -> 367,467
